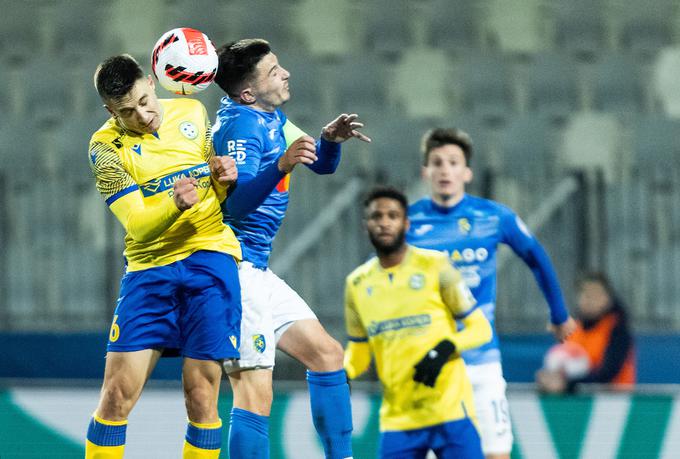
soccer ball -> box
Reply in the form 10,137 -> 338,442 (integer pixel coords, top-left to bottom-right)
543,342 -> 591,379
151,27 -> 218,95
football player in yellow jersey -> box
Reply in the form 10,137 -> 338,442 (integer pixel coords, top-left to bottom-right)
344,187 -> 492,459
84,54 -> 249,459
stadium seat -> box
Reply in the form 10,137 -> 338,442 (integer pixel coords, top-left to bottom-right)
591,53 -> 646,114
498,114 -> 556,187
560,111 -> 622,183
425,0 -> 482,52
390,46 -> 453,119
49,0 -> 109,61
328,53 -> 389,116
294,0 -> 357,60
630,115 -> 680,178
0,6 -> 40,65
359,0 -> 418,59
455,52 -> 515,127
554,0 -> 608,61
525,52 -> 580,124
367,116 -> 436,186
609,0 -> 676,59
651,46 -> 680,118
482,0 -> 552,54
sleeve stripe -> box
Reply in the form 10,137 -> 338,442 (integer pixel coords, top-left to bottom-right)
347,335 -> 368,343
105,184 -> 139,206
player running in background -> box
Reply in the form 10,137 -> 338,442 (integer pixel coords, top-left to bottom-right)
85,54 -> 246,459
211,39 -> 370,459
406,128 -> 576,459
344,186 -> 491,459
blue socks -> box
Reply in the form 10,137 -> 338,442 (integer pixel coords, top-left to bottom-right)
307,369 -> 353,459
228,407 -> 269,459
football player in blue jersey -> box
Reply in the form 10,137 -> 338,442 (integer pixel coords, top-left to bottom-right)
406,127 -> 576,459
211,39 -> 370,459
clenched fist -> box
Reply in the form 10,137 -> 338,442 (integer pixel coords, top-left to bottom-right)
278,135 -> 317,174
173,177 -> 200,211
209,155 -> 238,187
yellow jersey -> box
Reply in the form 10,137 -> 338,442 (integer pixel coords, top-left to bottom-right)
88,98 -> 241,271
344,245 -> 491,432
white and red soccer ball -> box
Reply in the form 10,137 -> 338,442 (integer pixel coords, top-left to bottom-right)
151,27 -> 218,95
543,341 -> 591,379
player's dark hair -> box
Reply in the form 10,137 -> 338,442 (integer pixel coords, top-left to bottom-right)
363,186 -> 409,213
421,127 -> 473,166
94,54 -> 144,101
215,38 -> 271,97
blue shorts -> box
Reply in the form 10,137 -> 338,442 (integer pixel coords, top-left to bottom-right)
107,250 -> 241,361
380,418 -> 483,459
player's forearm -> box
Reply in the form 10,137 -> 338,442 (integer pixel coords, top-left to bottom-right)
343,340 -> 371,379
111,197 -> 182,243
225,161 -> 285,219
450,309 -> 492,353
525,243 -> 569,324
306,138 -> 341,175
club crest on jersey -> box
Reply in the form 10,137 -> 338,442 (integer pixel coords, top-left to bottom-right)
229,335 -> 238,349
458,218 -> 471,235
414,224 -> 433,236
409,273 -> 425,290
252,334 -> 266,353
179,121 -> 198,139
131,144 -> 142,155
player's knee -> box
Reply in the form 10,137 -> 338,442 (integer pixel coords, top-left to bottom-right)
231,378 -> 273,416
308,336 -> 344,372
184,384 -> 218,422
98,383 -> 138,419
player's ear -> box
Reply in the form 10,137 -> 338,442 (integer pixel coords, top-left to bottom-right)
103,104 -> 115,118
463,166 -> 473,184
239,86 -> 256,105
147,75 -> 156,90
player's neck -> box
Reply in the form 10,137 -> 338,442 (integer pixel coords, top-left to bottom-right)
245,99 -> 277,113
377,244 -> 408,269
431,191 -> 465,208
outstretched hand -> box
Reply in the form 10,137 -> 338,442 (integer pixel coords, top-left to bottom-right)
321,113 -> 371,144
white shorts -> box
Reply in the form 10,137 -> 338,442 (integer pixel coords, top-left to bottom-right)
466,361 -> 514,455
223,262 -> 317,374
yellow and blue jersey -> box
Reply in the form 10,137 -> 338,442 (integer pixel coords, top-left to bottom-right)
407,195 -> 568,365
88,98 -> 241,271
344,246 -> 483,432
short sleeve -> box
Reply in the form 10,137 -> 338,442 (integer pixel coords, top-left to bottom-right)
439,259 -> 477,318
345,277 -> 367,342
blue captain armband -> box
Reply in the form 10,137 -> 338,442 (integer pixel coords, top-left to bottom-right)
105,184 -> 139,206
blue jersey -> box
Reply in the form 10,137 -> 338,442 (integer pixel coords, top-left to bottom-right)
213,97 -> 341,268
407,194 -> 568,365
